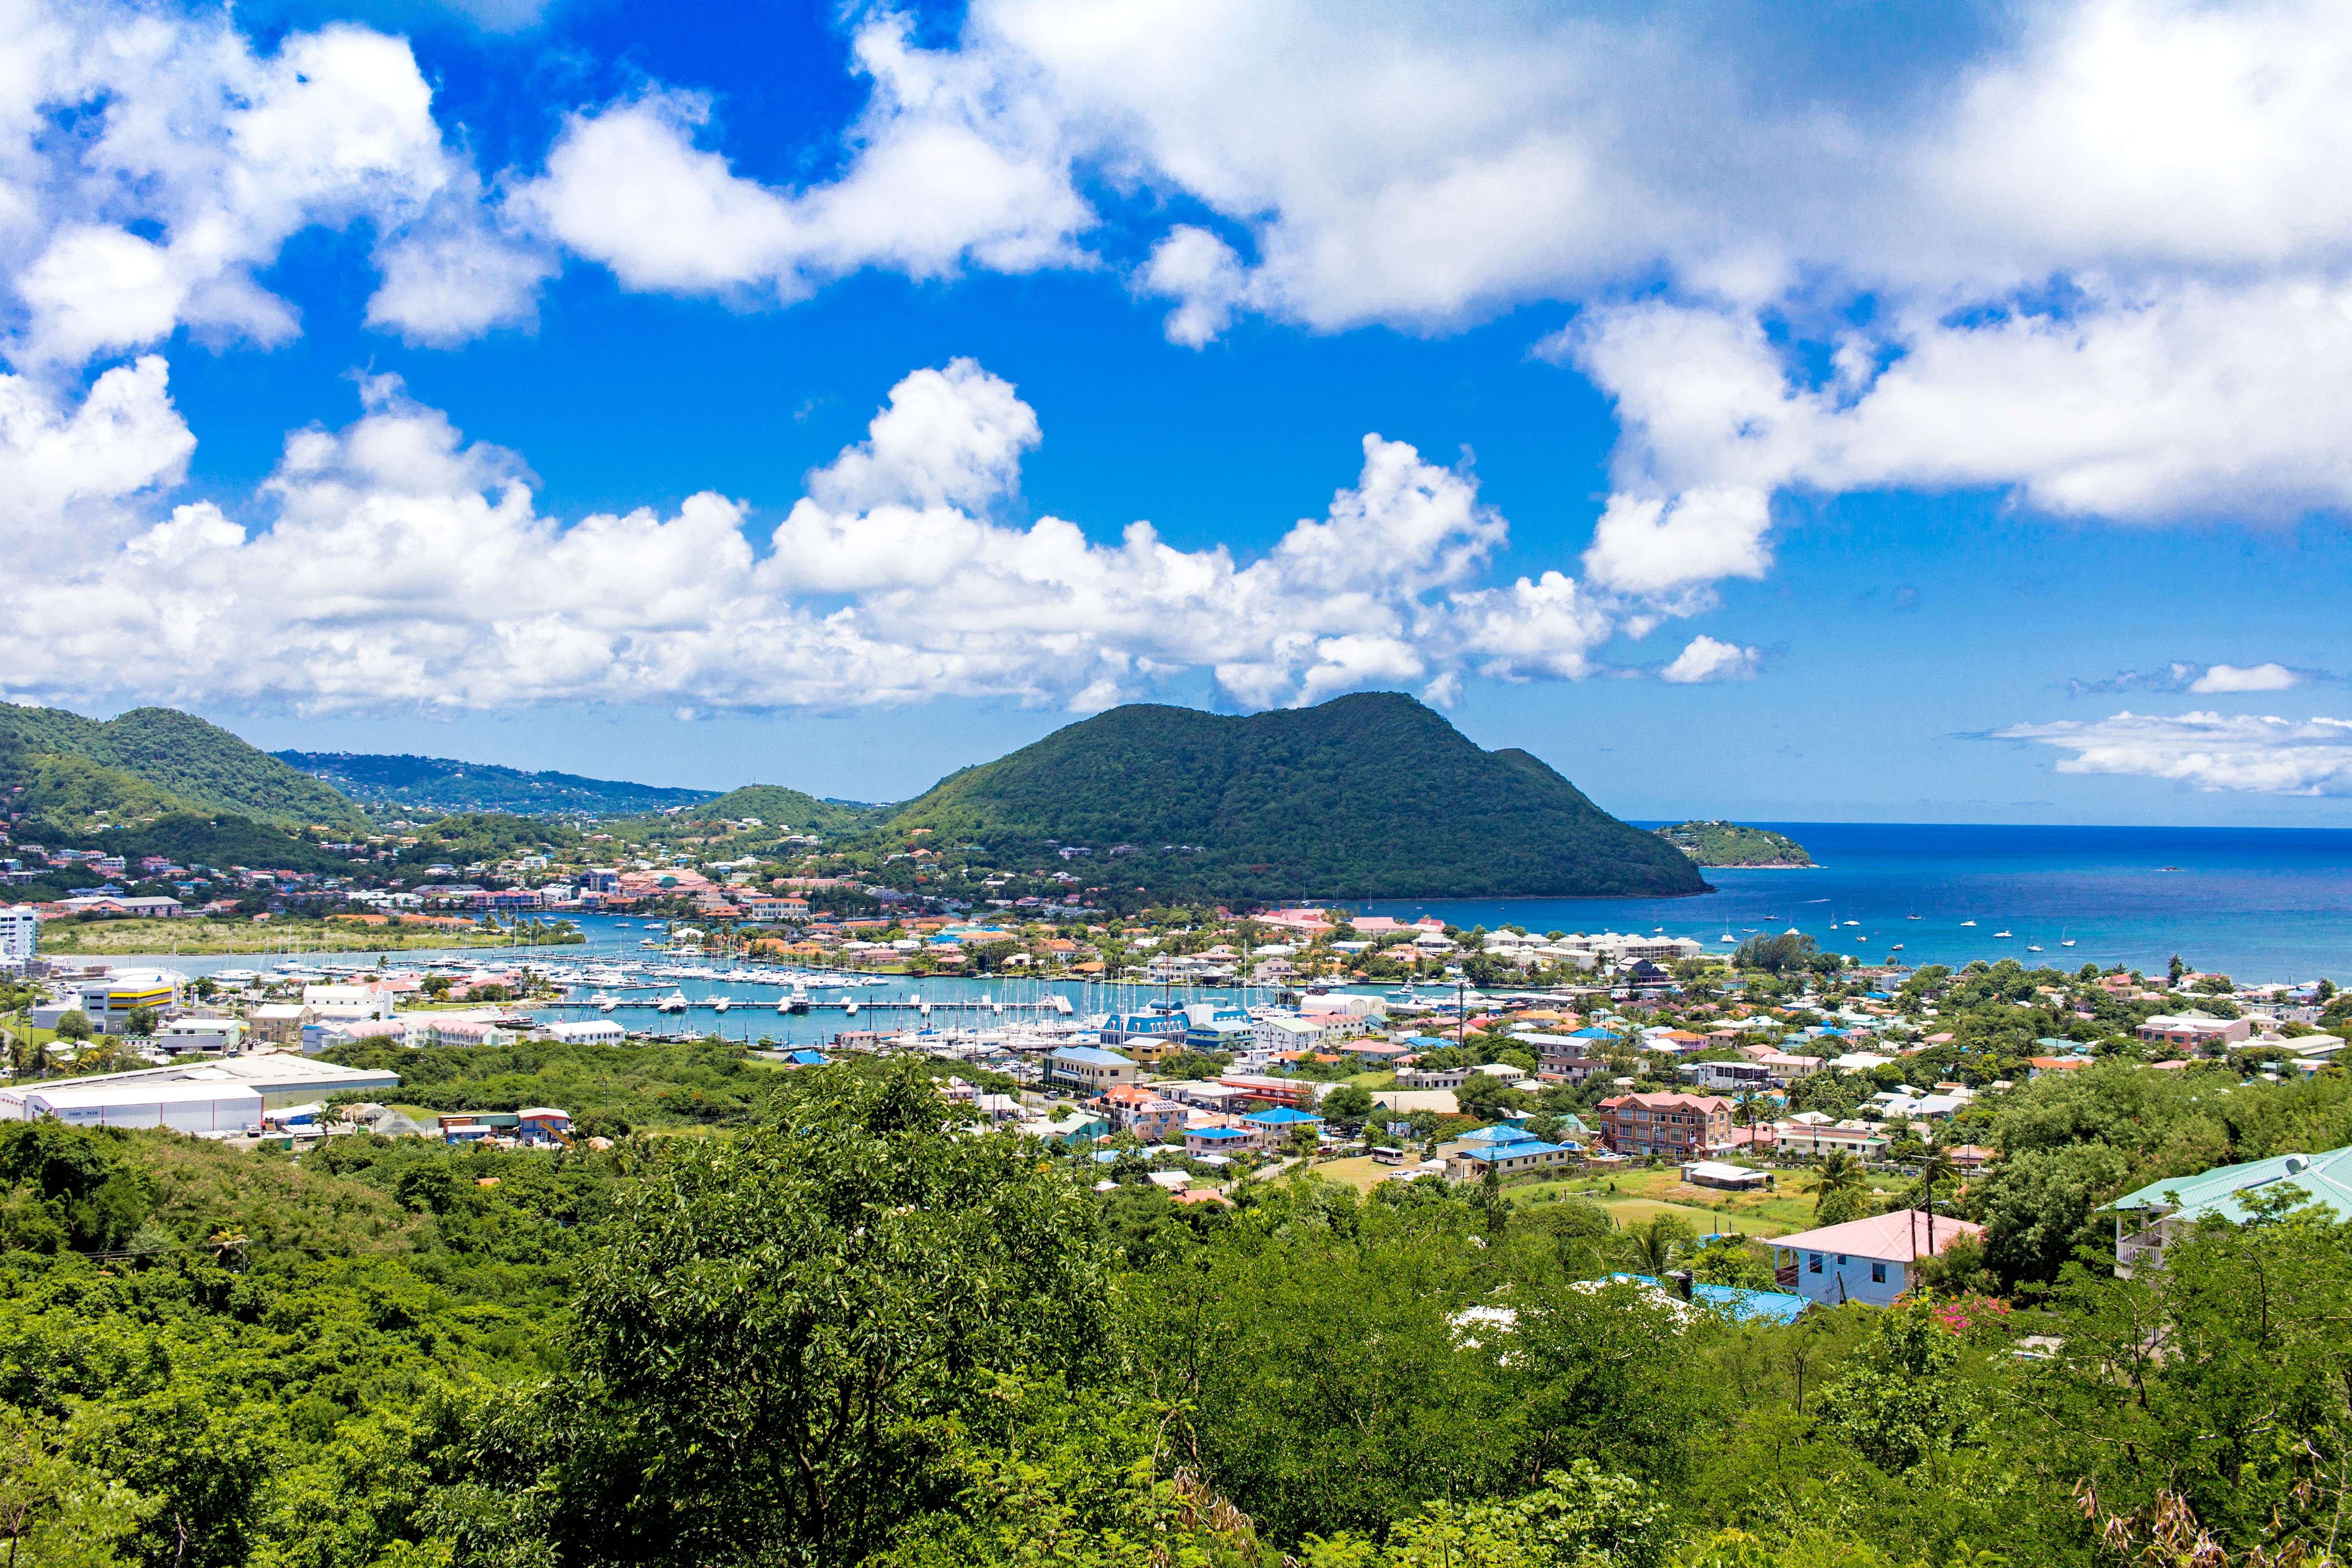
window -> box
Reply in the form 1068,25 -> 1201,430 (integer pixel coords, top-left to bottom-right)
1836,1254 -> 1848,1265
1808,1252 -> 1823,1274
1870,1261 -> 1887,1284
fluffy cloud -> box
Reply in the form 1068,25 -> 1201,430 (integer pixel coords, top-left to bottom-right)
1996,710 -> 2352,795
513,15 -> 1091,306
0,8 -> 482,365
2190,663 -> 2304,695
1660,636 -> 1761,685
2067,661 -> 2328,697
0,358 -> 1626,714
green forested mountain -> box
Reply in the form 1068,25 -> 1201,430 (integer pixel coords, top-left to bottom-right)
274,750 -> 720,817
0,704 -> 363,829
1655,819 -> 1815,867
881,691 -> 1707,898
683,784 -> 885,836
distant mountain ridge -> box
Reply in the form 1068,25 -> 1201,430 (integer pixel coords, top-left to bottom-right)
275,750 -> 720,818
882,692 -> 1708,899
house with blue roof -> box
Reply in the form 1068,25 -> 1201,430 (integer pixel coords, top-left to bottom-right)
778,1049 -> 829,1068
1047,1044 -> 1143,1092
1446,1131 -> 1578,1181
1185,1124 -> 1264,1157
1244,1106 -> 1324,1129
2112,1144 -> 2352,1276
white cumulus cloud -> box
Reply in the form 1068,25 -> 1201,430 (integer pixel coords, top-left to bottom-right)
1995,710 -> 2352,795
2188,662 -> 2303,695
0,358 -> 1636,715
1660,635 -> 1761,685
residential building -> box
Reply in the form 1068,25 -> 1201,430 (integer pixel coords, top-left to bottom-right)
2138,1012 -> 2254,1048
2111,1145 -> 2352,1277
1595,1092 -> 1734,1157
1677,1059 -> 1778,1093
1095,1083 -> 1187,1141
248,1003 -> 314,1051
1185,1124 -> 1263,1157
1769,1210 -> 1984,1307
302,984 -> 397,1025
1770,1114 -> 1890,1161
1045,1045 -> 1142,1093
1217,1073 -> 1317,1109
0,906 -> 38,975
1251,1012 -> 1347,1058
1445,1124 -> 1578,1181
1755,1051 -> 1823,1080
1519,1033 -> 1602,1083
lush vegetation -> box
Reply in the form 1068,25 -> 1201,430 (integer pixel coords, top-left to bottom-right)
273,751 -> 720,818
0,705 -> 363,830
1653,821 -> 1814,867
395,813 -> 584,869
5,1056 -> 2351,1568
878,692 -> 1708,899
319,1036 -> 795,1137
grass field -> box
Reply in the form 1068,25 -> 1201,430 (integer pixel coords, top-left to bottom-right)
1507,1163 -> 1916,1238
39,917 -> 581,956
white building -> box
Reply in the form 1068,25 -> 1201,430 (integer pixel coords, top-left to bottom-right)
76,970 -> 182,1034
544,1019 -> 626,1044
0,906 -> 36,975
1250,1012 -> 1349,1062
302,984 -> 397,1024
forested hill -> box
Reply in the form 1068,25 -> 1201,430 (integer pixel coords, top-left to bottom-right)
673,784 -> 887,836
0,704 -> 364,832
277,750 -> 719,817
880,691 -> 1708,899
1655,820 -> 1816,867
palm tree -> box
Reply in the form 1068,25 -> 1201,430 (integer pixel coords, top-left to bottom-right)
1622,1212 -> 1694,1274
1808,1150 -> 1865,1218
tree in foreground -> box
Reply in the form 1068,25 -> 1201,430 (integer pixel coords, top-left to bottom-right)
456,1063 -> 1114,1568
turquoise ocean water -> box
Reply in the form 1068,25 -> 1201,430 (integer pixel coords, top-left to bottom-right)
1358,823 -> 2352,984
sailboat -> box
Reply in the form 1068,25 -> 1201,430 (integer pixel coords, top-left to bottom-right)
2059,927 -> 2076,948
2026,938 -> 2043,952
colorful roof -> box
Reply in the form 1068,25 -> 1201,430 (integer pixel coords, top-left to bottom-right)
1767,1208 -> 1982,1261
2111,1145 -> 2352,1224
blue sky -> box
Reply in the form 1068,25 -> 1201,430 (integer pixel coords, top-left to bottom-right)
4,0 -> 2351,823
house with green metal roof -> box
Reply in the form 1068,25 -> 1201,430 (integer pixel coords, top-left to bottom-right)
2110,1145 -> 2352,1277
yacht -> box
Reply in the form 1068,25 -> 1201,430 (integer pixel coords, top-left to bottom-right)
1960,920 -> 1977,927
1994,930 -> 2012,939
655,991 -> 689,1014
589,991 -> 617,1012
711,996 -> 731,1013
1890,943 -> 1905,952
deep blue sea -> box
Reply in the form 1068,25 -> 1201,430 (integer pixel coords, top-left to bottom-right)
1356,823 -> 2352,984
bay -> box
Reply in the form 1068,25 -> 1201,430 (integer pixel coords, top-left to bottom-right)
1357,822 -> 2352,985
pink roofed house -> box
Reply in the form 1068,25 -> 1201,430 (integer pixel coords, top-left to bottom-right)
1768,1210 -> 1984,1307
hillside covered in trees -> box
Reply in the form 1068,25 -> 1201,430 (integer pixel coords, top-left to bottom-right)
4,1054 -> 2350,1568
1655,820 -> 1815,866
0,705 -> 363,832
274,750 -> 719,817
880,692 -> 1706,899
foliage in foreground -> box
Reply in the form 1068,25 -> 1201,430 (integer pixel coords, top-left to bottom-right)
0,1063 -> 2350,1567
